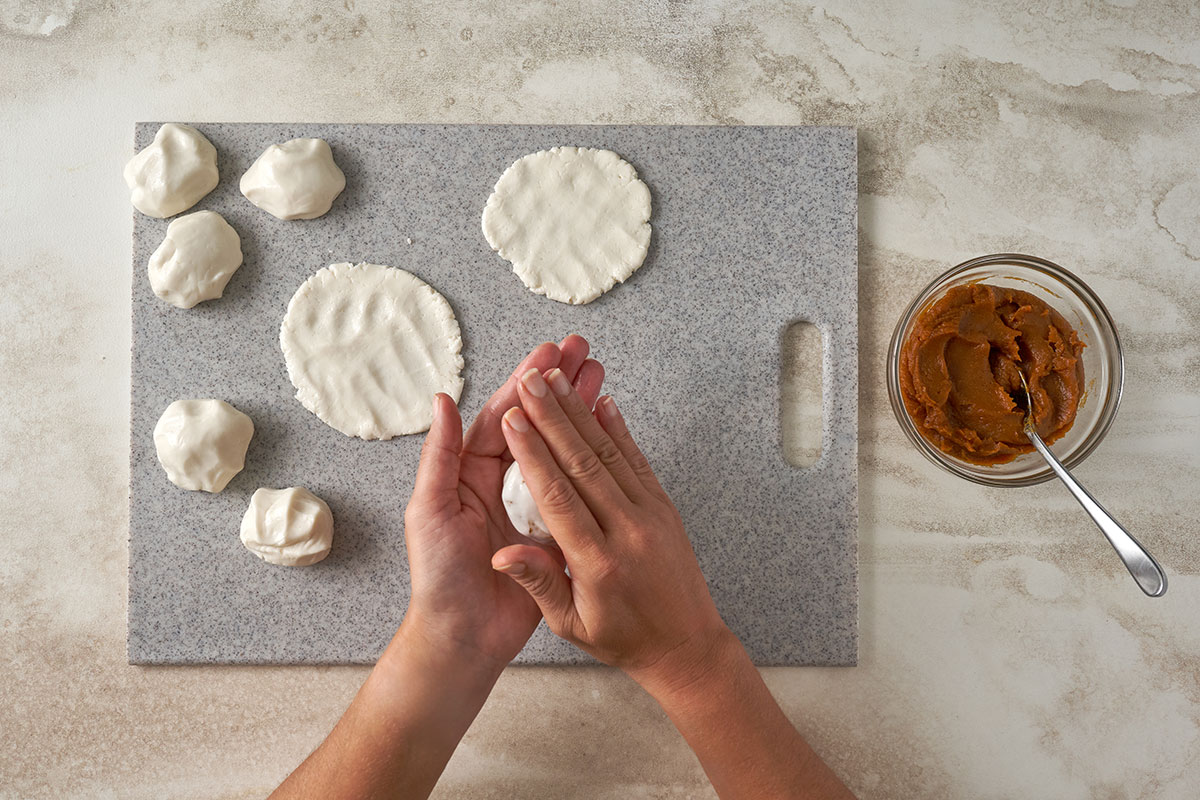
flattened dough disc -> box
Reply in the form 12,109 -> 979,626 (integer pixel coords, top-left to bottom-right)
482,147 -> 652,305
280,262 -> 464,440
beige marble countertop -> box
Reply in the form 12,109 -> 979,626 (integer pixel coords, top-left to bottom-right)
3,1 -> 1198,797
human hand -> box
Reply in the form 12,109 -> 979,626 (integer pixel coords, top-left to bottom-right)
491,367 -> 731,691
399,337 -> 604,674
282,353 -> 850,800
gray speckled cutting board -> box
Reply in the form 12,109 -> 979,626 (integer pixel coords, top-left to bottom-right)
128,123 -> 858,666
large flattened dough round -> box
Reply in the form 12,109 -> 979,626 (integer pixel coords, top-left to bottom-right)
482,147 -> 652,305
280,262 -> 464,440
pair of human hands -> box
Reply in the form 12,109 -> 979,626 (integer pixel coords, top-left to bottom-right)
402,335 -> 727,686
280,337 -> 849,800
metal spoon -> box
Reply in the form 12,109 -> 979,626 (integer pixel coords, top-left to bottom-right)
1018,371 -> 1167,597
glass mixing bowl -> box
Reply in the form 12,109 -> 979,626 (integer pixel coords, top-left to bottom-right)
886,253 -> 1123,487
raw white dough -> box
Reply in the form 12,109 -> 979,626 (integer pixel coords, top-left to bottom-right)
501,461 -> 553,544
147,210 -> 243,309
239,138 -> 346,220
240,487 -> 334,567
153,399 -> 254,493
280,262 -> 464,439
481,147 -> 652,305
124,123 -> 219,218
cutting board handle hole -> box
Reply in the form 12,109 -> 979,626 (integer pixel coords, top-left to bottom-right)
780,321 -> 823,468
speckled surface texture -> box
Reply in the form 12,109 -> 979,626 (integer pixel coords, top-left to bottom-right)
129,123 -> 858,666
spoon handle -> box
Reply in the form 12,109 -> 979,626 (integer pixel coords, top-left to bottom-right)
1025,432 -> 1168,597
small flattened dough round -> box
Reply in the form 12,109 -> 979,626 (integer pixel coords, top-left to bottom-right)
147,210 -> 243,309
124,123 -> 219,218
240,487 -> 334,567
280,262 -> 464,440
153,399 -> 254,493
501,461 -> 553,544
240,138 -> 346,220
482,147 -> 652,305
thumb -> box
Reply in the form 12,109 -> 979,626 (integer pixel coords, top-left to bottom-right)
492,545 -> 578,638
411,393 -> 463,512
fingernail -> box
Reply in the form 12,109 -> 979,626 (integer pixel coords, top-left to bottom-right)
546,368 -> 571,397
521,368 -> 548,398
504,407 -> 531,433
600,396 -> 621,420
431,394 -> 442,422
496,561 -> 526,577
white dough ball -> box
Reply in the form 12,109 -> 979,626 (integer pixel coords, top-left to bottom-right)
147,210 -> 243,309
239,138 -> 346,220
153,399 -> 254,493
482,147 -> 652,305
124,123 -> 219,218
501,461 -> 553,544
240,487 -> 334,567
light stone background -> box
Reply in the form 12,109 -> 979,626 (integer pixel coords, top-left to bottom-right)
2,0 -> 1198,797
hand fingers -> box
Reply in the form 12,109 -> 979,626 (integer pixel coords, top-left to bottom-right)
492,544 -> 581,640
516,369 -> 631,523
544,368 -> 644,501
573,358 -> 605,411
461,336 -> 594,458
502,406 -> 606,557
463,341 -> 562,457
595,395 -> 667,498
557,334 -> 590,382
410,394 -> 463,515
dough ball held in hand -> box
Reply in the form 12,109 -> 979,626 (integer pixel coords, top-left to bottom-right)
501,461 -> 553,544
240,138 -> 346,220
147,210 -> 243,309
153,399 -> 254,492
240,487 -> 334,567
124,123 -> 219,218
